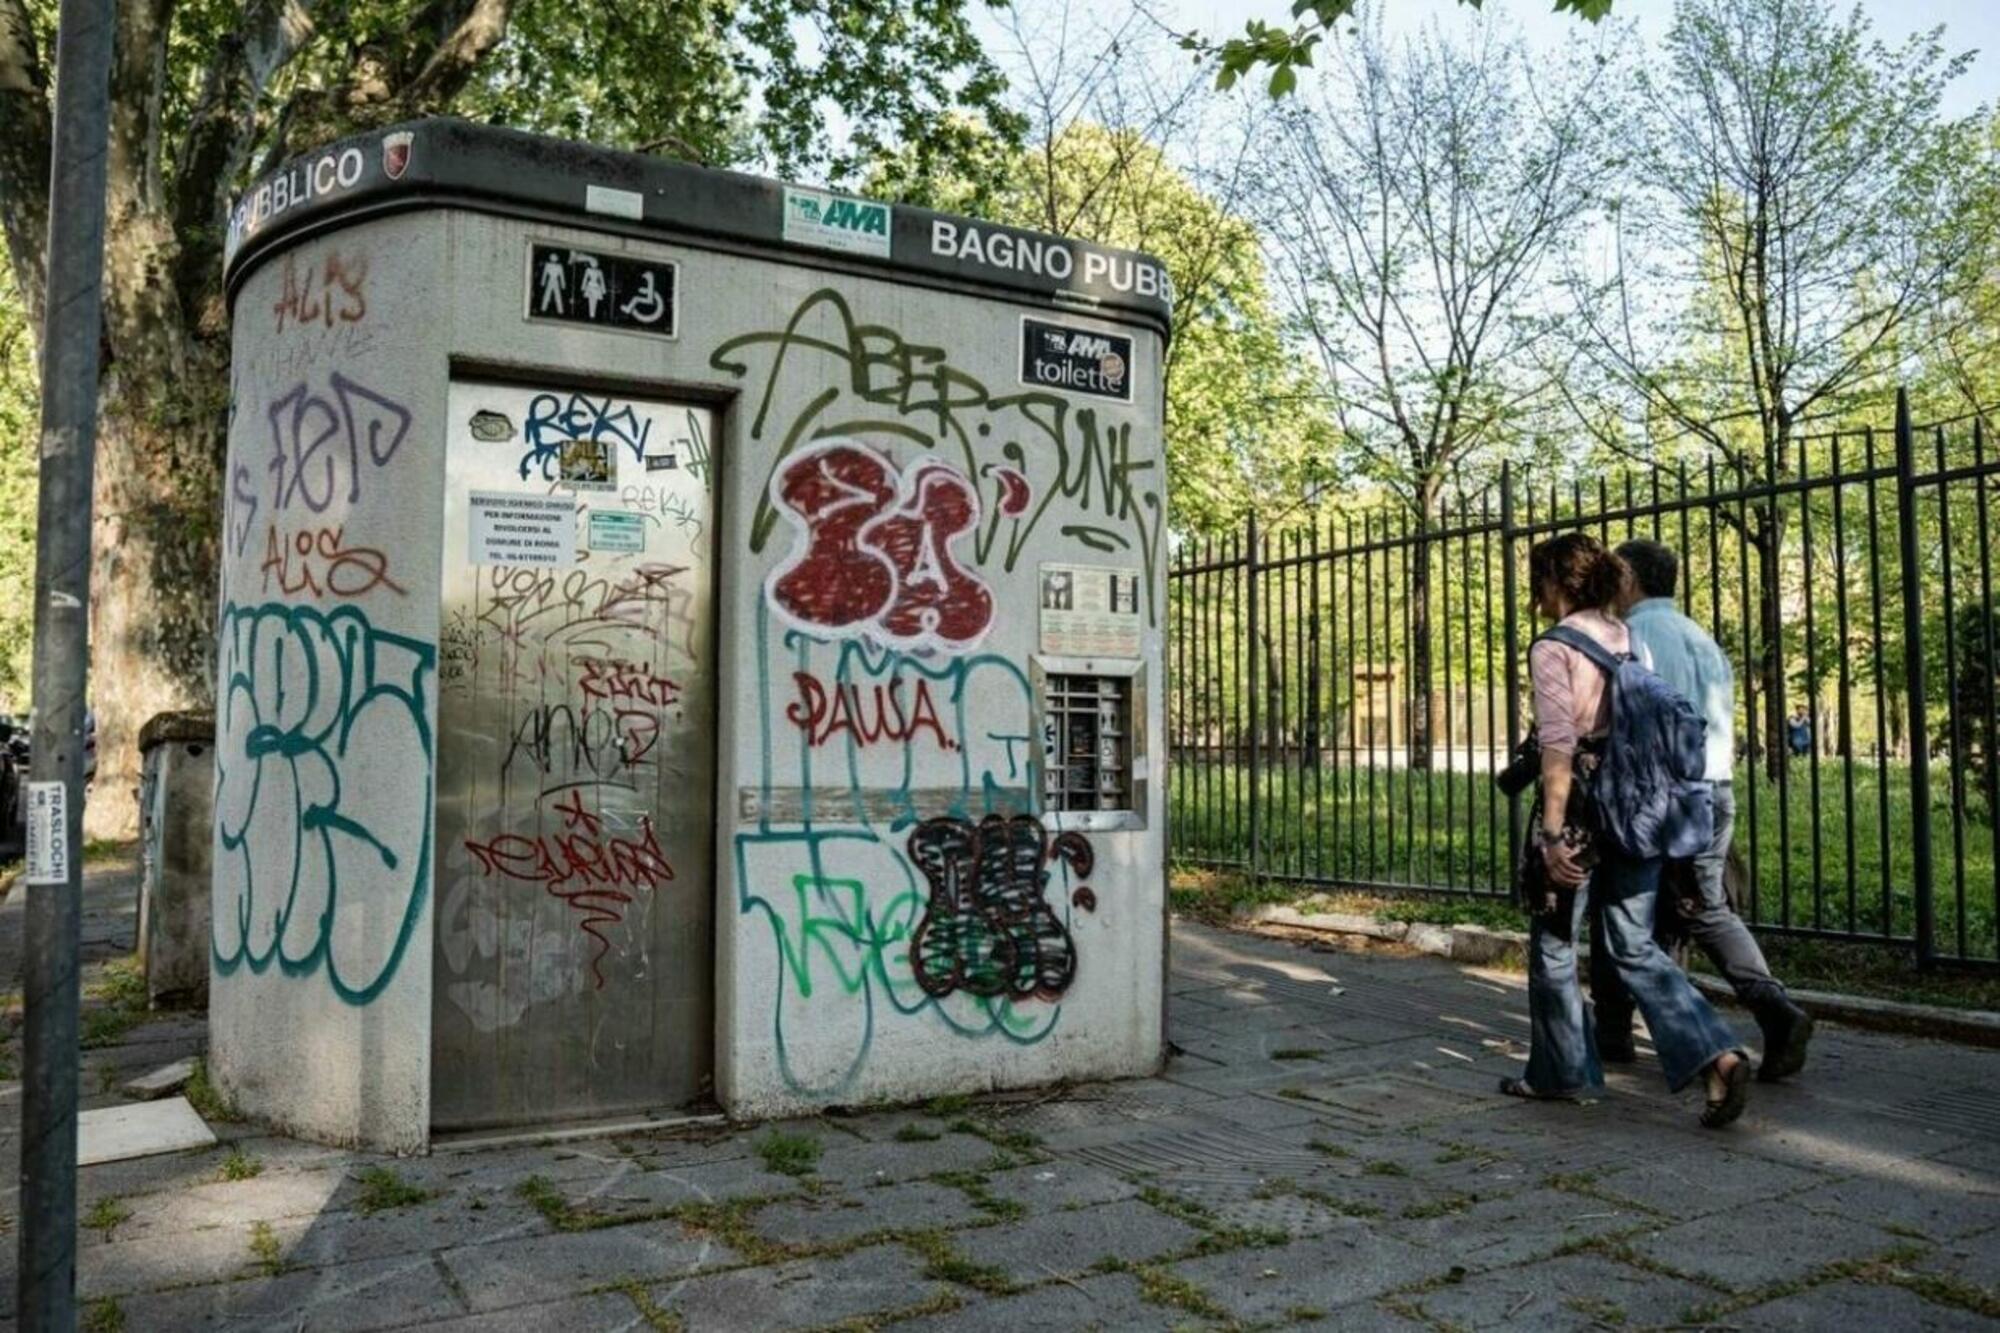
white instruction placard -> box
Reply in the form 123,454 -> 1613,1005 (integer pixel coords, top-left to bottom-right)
468,491 -> 576,567
25,780 -> 68,885
1038,563 -> 1144,657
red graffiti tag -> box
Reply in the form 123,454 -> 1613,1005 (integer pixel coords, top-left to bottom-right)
766,439 -> 1007,653
861,462 -> 993,650
786,672 -> 958,751
272,249 -> 368,332
260,523 -> 405,598
993,466 -> 1031,517
462,789 -> 673,988
767,442 -> 897,631
576,656 -> 682,710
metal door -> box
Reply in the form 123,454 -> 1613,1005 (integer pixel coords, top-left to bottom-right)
431,378 -> 716,1129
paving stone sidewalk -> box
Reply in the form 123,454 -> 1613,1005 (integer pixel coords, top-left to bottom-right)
1,863 -> 1996,1330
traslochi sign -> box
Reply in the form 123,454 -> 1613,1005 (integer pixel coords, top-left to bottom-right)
1021,318 -> 1134,402
783,186 -> 892,258
525,243 -> 677,337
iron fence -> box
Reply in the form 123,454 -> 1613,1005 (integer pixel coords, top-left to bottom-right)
1168,392 -> 2000,968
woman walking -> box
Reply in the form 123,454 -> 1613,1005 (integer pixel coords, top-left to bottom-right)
1503,532 -> 1752,1128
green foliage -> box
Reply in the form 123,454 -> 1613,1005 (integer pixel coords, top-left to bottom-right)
217,1148 -> 263,1182
247,1220 -> 289,1276
1188,0 -> 1612,97
183,1058 -> 240,1123
0,264 -> 36,712
82,1298 -> 125,1333
82,1196 -> 131,1238
353,1165 -> 432,1214
754,1129 -> 823,1177
881,122 -> 1335,533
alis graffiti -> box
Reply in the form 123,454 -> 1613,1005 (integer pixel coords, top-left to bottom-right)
767,440 -> 1014,654
787,671 -> 957,752
462,788 -> 673,988
271,248 -> 367,333
212,602 -> 434,1005
906,815 -> 1094,1003
260,523 -> 404,598
709,287 -> 1160,623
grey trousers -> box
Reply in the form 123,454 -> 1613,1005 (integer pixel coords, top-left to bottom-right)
1592,782 -> 1789,1032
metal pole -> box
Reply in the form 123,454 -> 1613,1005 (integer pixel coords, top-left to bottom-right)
1500,463 -> 1522,873
1245,510 -> 1261,882
20,0 -> 115,1324
1894,387 -> 1936,968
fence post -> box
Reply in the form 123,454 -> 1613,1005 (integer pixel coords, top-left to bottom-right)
1894,387 -> 1936,968
1245,511 -> 1261,883
1500,464 -> 1522,877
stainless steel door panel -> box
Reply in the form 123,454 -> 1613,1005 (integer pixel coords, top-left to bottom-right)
432,380 -> 715,1129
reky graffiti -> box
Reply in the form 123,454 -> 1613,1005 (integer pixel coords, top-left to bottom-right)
518,391 -> 655,482
765,440 -> 1002,654
212,601 -> 434,1005
907,815 -> 1092,1003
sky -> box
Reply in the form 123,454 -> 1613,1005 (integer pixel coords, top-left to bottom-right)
1132,0 -> 1998,120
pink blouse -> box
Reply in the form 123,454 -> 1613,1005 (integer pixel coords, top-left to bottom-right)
1530,609 -> 1630,755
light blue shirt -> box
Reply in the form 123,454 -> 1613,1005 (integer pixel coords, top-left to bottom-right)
1626,596 -> 1735,782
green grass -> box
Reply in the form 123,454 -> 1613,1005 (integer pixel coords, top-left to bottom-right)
353,1166 -> 431,1214
78,956 -> 150,1050
217,1148 -> 262,1182
82,1197 -> 130,1238
754,1131 -> 823,1178
182,1059 -> 239,1122
247,1221 -> 288,1276
1173,760 -> 2000,963
82,1298 -> 125,1333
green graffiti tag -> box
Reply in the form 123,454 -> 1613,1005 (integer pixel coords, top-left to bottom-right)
213,601 -> 435,1005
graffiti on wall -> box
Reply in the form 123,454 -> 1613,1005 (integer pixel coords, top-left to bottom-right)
907,814 -> 1092,1002
736,618 -> 1098,1096
710,286 -> 1161,624
272,249 -> 369,333
518,391 -> 656,483
260,523 -> 405,599
463,788 -> 673,988
212,601 -> 435,1005
766,440 -> 1003,654
264,372 -> 414,522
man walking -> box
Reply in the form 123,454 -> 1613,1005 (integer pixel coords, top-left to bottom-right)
1591,539 -> 1815,1081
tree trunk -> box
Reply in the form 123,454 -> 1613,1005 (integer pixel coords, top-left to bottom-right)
86,367 -> 225,836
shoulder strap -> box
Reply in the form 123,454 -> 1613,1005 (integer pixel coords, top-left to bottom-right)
1538,623 -> 1625,677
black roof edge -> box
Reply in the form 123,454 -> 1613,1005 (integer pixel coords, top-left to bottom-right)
222,118 -> 1174,337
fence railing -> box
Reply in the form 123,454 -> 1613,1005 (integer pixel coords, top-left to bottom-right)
1167,392 -> 2000,968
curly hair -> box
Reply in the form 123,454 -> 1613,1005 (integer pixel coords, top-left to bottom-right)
1529,532 -> 1627,614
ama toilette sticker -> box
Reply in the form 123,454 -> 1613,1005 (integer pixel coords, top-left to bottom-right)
1020,318 -> 1134,402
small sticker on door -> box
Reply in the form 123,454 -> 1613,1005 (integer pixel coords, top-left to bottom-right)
589,510 -> 646,554
468,491 -> 576,567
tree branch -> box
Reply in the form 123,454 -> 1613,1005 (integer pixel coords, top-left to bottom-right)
400,0 -> 514,114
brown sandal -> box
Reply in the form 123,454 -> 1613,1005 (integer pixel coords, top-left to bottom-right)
1498,1076 -> 1589,1103
1700,1053 -> 1752,1128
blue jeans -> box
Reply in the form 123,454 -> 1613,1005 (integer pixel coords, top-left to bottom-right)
1525,847 -> 1743,1094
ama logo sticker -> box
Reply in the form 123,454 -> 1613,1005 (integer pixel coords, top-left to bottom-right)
782,186 -> 892,259
1021,318 -> 1135,403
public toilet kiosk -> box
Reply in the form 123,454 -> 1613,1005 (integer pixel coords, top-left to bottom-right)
214,119 -> 1172,1151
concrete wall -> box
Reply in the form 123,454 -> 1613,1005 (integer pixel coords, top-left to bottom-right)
214,216 -> 446,1151
138,720 -> 216,1006
220,204 -> 1166,1144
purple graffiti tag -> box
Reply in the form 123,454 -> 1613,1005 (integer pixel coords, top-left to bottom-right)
267,372 -> 413,513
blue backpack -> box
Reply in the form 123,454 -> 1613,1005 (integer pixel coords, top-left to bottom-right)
1539,625 -> 1714,860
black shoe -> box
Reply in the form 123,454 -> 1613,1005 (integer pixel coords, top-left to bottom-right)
1757,999 -> 1815,1083
1597,1033 -> 1637,1064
